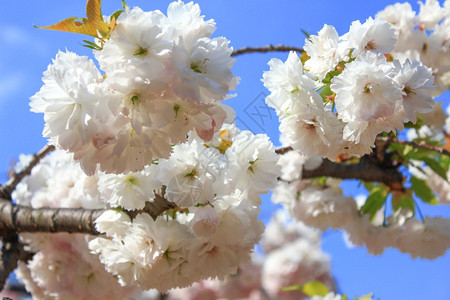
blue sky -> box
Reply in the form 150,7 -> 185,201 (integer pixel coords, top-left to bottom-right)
0,1 -> 449,299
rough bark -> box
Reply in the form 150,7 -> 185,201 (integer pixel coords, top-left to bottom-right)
0,234 -> 31,292
0,192 -> 176,235
301,156 -> 404,190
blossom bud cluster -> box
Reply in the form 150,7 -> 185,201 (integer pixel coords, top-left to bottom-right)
263,3 -> 441,159
30,1 -> 238,175
13,124 -> 280,294
273,150 -> 450,259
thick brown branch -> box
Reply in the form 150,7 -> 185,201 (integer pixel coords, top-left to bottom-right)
0,189 -> 175,291
301,157 -> 404,190
0,145 -> 55,200
0,199 -> 103,235
0,235 -> 31,290
0,193 -> 176,235
376,136 -> 450,157
232,44 -> 303,57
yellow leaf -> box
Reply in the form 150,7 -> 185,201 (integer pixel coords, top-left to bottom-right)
35,0 -> 110,39
36,17 -> 98,37
86,0 -> 109,37
300,51 -> 310,65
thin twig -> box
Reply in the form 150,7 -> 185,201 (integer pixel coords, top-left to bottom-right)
275,146 -> 293,155
376,136 -> 450,157
0,145 -> 55,200
232,44 -> 303,57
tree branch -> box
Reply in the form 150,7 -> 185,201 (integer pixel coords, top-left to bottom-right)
0,192 -> 176,235
232,44 -> 303,57
0,234 -> 31,290
376,136 -> 450,157
0,199 -> 103,235
275,146 -> 293,155
301,156 -> 404,190
275,146 -> 404,189
0,145 -> 55,200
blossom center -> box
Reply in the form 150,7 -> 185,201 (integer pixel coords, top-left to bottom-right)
303,118 -> 317,130
403,86 -> 416,97
126,175 -> 138,186
129,94 -> 140,105
190,59 -> 209,74
133,46 -> 149,57
248,159 -> 258,173
364,40 -> 376,51
363,83 -> 373,94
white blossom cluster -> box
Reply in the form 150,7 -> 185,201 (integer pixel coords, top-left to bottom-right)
17,0 -> 287,295
273,150 -> 450,259
406,104 -> 450,205
166,262 -> 263,299
13,123 -> 280,294
377,0 -> 450,94
12,152 -> 136,299
30,1 -> 238,175
164,209 -> 333,300
262,1 -> 449,159
260,210 -> 334,300
89,127 -> 279,292
13,0 -> 450,297
16,233 -> 137,300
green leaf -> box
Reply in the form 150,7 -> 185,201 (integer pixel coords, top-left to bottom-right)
392,191 -> 415,213
405,148 -> 435,160
280,285 -> 302,292
441,155 -> 450,171
404,117 -> 423,129
110,9 -> 124,23
356,293 -> 373,300
82,39 -> 102,50
319,85 -> 334,103
363,181 -> 375,191
402,145 -> 414,157
322,67 -> 342,85
423,157 -> 448,181
302,281 -> 329,297
315,176 -> 328,187
411,176 -> 438,205
122,0 -> 130,11
301,29 -> 311,39
360,185 -> 388,220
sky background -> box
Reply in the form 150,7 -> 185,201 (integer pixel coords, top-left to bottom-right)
0,0 -> 449,299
